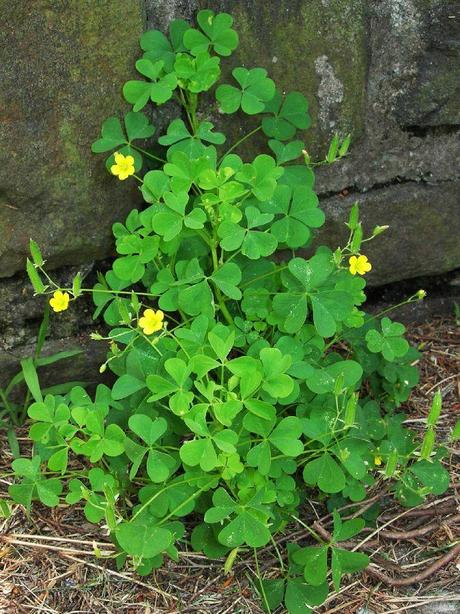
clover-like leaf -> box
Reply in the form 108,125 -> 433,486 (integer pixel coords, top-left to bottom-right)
331,548 -> 369,592
117,522 -> 173,559
410,459 -> 450,496
184,10 -> 238,56
292,545 -> 329,586
210,262 -> 242,300
303,452 -> 346,493
268,139 -> 305,165
269,416 -> 304,456
332,511 -> 365,542
141,19 -> 189,71
218,205 -> 278,260
365,317 -> 410,362
112,374 -> 147,399
128,415 -> 167,446
285,578 -> 329,613
236,154 -> 284,201
141,170 -> 170,204
113,235 -> 160,283
9,456 -> 62,509
262,91 -> 310,140
159,119 -> 224,157
91,117 -> 125,153
123,59 -> 177,110
164,150 -> 214,192
216,67 -> 275,115
205,488 -> 271,548
262,184 -> 325,249
91,111 -> 155,171
272,250 -> 345,334
304,360 -> 363,395
260,348 -> 294,399
180,438 -> 218,472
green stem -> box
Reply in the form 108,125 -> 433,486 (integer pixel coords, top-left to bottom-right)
269,535 -> 286,574
187,91 -> 199,133
39,267 -> 59,290
211,241 -> 234,326
239,265 -> 288,289
219,125 -> 262,162
290,514 -> 327,544
322,294 -> 421,355
131,475 -> 217,523
158,478 -> 215,526
254,548 -> 271,613
0,389 -> 17,425
53,287 -> 158,299
130,144 -> 165,164
19,390 -> 31,425
178,88 -> 195,133
368,295 -> 420,323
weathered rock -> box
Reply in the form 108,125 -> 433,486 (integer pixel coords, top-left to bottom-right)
0,336 -> 108,398
314,181 -> 460,285
394,2 -> 460,127
196,0 -> 368,154
0,267 -> 102,391
0,1 -> 145,278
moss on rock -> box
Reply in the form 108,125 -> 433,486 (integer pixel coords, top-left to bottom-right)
197,0 -> 367,155
0,0 -> 145,277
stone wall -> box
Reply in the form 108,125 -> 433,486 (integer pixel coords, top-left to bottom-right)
1,0 -> 459,386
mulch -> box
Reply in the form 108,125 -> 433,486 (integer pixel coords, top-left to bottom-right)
0,317 -> 458,614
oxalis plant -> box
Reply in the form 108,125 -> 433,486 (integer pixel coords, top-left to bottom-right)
13,10 -> 452,613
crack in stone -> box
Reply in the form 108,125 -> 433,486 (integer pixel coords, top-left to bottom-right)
317,176 -> 456,200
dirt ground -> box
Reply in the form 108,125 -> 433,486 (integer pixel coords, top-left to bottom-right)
0,317 -> 459,614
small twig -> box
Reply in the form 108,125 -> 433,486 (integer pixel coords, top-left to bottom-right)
380,499 -> 457,520
378,513 -> 460,540
366,542 -> 460,587
61,553 -> 177,601
353,498 -> 455,552
426,374 -> 458,394
312,521 -> 332,542
8,532 -> 112,548
1,536 -> 113,557
318,492 -> 384,526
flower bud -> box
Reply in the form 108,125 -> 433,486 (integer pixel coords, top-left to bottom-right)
90,332 -> 103,341
99,363 -> 107,374
372,225 -> 389,237
416,289 -> 427,300
302,149 -> 310,165
333,247 -> 342,266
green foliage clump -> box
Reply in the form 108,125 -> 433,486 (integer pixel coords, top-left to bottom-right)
16,10 -> 451,612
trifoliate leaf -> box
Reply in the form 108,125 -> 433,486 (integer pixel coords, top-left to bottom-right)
184,10 -> 238,57
216,67 -> 275,115
117,522 -> 173,558
123,60 -> 177,110
262,91 -> 310,140
292,545 -> 328,586
303,453 -> 346,493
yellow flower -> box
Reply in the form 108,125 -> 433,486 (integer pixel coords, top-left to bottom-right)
110,152 -> 135,181
138,308 -> 164,335
349,254 -> 372,276
49,290 -> 70,312
374,455 -> 382,466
